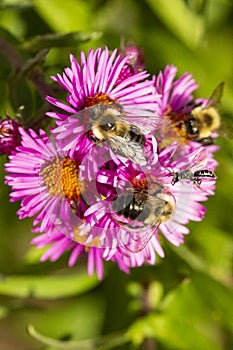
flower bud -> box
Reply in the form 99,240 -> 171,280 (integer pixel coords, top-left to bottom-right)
121,43 -> 145,71
0,118 -> 21,155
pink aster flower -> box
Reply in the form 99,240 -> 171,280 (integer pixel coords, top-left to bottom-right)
31,231 -> 105,280
29,140 -> 218,278
76,141 -> 218,254
4,127 -> 88,235
154,65 -> 198,114
46,47 -> 161,120
155,144 -> 218,240
30,228 -> 164,279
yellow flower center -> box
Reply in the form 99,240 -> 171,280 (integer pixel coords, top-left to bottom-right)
40,156 -> 83,202
73,224 -> 101,249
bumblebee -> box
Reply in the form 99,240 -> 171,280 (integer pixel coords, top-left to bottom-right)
87,102 -> 162,167
184,82 -> 224,145
112,182 -> 175,252
87,103 -> 149,166
164,82 -> 224,146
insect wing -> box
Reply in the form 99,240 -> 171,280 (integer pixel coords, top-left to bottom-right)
126,223 -> 160,252
155,117 -> 184,147
125,113 -> 163,134
125,195 -> 165,252
207,82 -> 224,109
109,135 -> 147,166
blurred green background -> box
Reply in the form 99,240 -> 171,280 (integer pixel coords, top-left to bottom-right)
0,0 -> 232,349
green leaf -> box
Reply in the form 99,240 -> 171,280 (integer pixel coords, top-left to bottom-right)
0,0 -> 32,9
34,0 -> 92,32
20,32 -> 102,52
192,271 -> 233,332
0,26 -> 20,45
0,8 -> 26,39
146,0 -> 205,48
0,272 -> 100,299
128,275 -> 232,349
27,324 -> 96,349
24,245 -> 48,264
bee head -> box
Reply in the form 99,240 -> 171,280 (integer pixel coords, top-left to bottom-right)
185,116 -> 201,138
99,113 -> 117,132
156,192 -> 176,223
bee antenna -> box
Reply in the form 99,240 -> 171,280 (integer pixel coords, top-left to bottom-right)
160,164 -> 174,176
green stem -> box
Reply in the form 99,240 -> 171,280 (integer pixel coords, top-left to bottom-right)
27,324 -> 128,350
141,282 -> 156,350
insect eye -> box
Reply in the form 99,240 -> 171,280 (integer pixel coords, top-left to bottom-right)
100,122 -> 116,131
186,118 -> 200,136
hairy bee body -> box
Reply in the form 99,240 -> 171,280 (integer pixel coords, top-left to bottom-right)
112,188 -> 175,227
88,103 -> 147,165
184,82 -> 224,145
165,82 -> 224,146
126,124 -> 145,145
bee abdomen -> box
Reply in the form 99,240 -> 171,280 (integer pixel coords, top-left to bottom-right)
128,125 -> 145,145
112,192 -> 149,222
194,170 -> 216,178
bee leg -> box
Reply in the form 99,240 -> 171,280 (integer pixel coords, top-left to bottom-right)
194,178 -> 202,189
199,137 -> 214,146
171,174 -> 178,185
88,130 -> 100,143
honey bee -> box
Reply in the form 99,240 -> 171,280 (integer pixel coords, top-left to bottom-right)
112,182 -> 175,252
87,103 -> 159,167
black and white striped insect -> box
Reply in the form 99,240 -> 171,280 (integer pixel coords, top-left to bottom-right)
171,169 -> 216,187
163,148 -> 217,187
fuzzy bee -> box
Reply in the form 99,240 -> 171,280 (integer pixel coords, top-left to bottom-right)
163,82 -> 224,146
183,82 -> 224,145
87,103 -> 159,167
112,182 -> 175,252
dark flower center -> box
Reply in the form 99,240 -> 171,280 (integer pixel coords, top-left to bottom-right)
84,92 -> 116,107
130,176 -> 148,191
